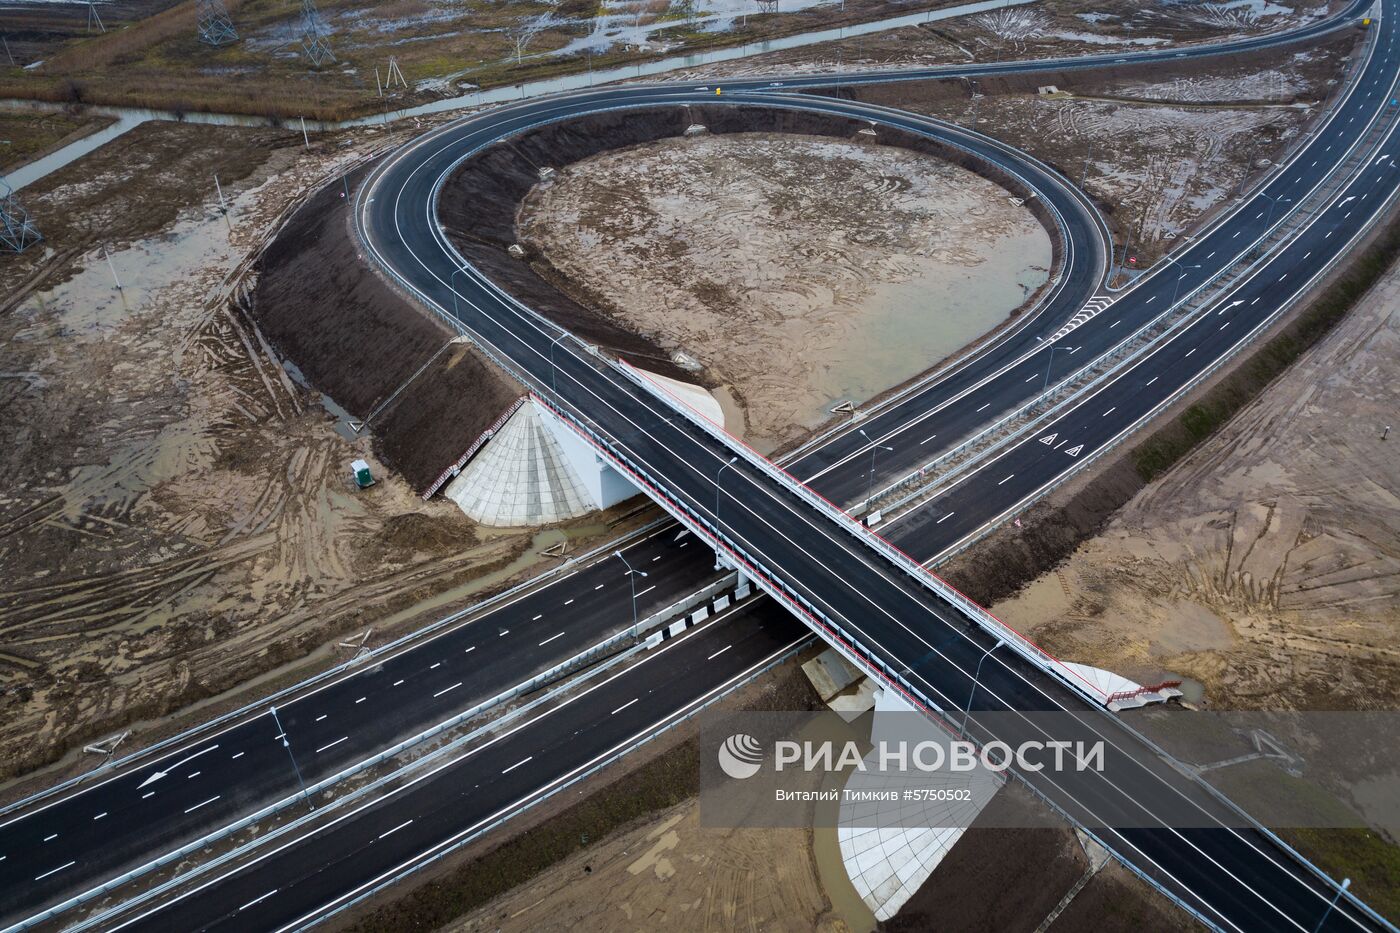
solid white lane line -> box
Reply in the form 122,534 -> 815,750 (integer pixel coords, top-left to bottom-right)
239,890 -> 278,911
611,698 -> 639,715
378,820 -> 413,840
538,632 -> 565,646
937,511 -> 955,524
314,737 -> 348,754
433,682 -> 463,698
34,861 -> 75,882
501,756 -> 532,774
184,796 -> 220,814
708,645 -> 732,660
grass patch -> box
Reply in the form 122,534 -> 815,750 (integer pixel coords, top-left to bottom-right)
1133,206 -> 1400,481
1283,828 -> 1400,923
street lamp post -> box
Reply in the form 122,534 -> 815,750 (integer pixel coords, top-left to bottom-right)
1041,344 -> 1076,394
1314,878 -> 1351,932
269,705 -> 313,812
549,330 -> 568,394
715,455 -> 738,529
1260,191 -> 1292,229
961,639 -> 1004,738
1164,255 -> 1201,309
614,550 -> 647,631
857,429 -> 894,514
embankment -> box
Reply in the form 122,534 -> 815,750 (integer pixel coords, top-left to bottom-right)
247,167 -> 522,491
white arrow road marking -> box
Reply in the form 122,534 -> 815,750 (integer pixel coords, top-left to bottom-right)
1217,300 -> 1244,314
137,744 -> 220,789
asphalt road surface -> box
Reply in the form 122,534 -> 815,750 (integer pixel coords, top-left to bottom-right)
2,2 -> 1393,930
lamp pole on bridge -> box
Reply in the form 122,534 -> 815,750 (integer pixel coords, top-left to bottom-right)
614,550 -> 647,632
961,639 -> 1004,739
548,330 -> 568,394
715,456 -> 739,529
857,429 -> 894,516
1314,877 -> 1350,932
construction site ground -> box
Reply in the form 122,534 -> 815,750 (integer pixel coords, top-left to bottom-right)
0,116 -> 635,796
519,131 -> 1051,450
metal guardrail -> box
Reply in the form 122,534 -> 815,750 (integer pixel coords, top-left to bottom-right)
0,513 -> 670,820
290,634 -> 811,933
609,364 -> 1115,706
421,395 -> 527,499
16,572 -> 746,932
858,40 -> 1391,520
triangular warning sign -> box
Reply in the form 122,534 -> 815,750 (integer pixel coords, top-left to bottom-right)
1039,433 -> 1057,445
1164,231 -> 1177,240
1065,444 -> 1083,457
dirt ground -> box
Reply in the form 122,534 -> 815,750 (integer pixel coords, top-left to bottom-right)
0,0 -> 970,120
844,31 -> 1355,270
990,230 -> 1400,713
443,803 -> 837,933
0,118 -> 583,785
519,131 -> 1050,449
662,0 -> 1336,80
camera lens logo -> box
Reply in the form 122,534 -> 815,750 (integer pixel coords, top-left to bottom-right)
718,733 -> 764,780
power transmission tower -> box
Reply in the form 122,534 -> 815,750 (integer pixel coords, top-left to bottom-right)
86,1 -> 106,33
196,0 -> 238,46
0,177 -> 42,254
298,0 -> 335,68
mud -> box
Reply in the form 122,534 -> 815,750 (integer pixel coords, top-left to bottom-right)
939,215 -> 1400,713
440,103 -> 1062,441
0,117 -> 569,786
520,132 -> 1050,448
661,0 -> 1337,81
822,29 -> 1357,268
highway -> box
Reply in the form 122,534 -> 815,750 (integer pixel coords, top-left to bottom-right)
1,1 -> 1395,929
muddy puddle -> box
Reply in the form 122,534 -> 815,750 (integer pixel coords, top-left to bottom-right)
521,132 -> 1052,448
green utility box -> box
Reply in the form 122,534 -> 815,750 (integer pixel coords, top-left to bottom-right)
350,459 -> 375,489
